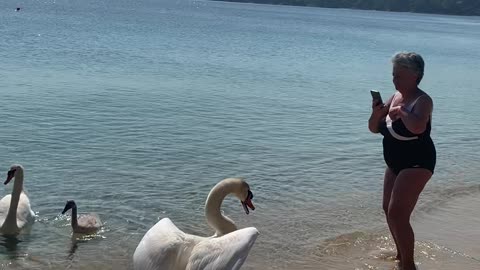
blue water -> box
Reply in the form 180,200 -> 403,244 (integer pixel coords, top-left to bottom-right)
0,0 -> 479,269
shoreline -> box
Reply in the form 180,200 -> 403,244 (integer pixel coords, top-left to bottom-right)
210,0 -> 480,17
243,191 -> 480,270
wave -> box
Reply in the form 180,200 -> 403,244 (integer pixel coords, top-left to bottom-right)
416,183 -> 480,215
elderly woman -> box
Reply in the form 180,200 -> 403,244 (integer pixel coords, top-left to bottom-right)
368,52 -> 436,270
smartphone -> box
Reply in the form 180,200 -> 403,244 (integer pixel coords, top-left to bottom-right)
370,90 -> 383,105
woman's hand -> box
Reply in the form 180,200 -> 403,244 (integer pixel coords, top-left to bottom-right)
369,101 -> 388,133
389,105 -> 408,121
371,100 -> 388,119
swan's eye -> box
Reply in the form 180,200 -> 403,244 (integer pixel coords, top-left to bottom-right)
247,190 -> 253,200
7,169 -> 16,177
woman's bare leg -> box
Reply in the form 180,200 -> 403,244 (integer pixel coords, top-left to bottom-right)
382,167 -> 401,261
388,168 -> 432,270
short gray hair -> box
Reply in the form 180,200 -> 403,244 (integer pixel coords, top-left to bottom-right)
391,52 -> 425,84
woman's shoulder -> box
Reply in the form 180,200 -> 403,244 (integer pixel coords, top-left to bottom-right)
417,90 -> 433,104
414,90 -> 434,112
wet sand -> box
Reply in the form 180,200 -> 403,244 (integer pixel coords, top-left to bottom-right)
244,192 -> 480,270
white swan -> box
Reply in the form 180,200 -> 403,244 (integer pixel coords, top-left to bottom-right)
0,164 -> 35,235
62,200 -> 102,234
133,178 -> 259,270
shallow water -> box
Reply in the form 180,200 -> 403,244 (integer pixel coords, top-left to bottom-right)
0,0 -> 479,269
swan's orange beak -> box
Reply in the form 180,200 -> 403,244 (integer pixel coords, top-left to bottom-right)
241,190 -> 255,215
4,169 -> 15,185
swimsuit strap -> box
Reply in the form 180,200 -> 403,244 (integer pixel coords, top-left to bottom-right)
406,94 -> 425,112
390,92 -> 425,112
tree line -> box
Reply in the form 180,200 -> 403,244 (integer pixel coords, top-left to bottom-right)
215,0 -> 480,16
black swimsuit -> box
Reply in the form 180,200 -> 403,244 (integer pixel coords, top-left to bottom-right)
379,93 -> 436,175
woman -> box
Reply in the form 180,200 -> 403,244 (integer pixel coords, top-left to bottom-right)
368,52 -> 436,270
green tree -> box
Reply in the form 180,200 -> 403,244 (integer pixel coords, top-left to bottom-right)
215,0 -> 480,15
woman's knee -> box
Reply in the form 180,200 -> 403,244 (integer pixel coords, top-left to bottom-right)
387,202 -> 411,224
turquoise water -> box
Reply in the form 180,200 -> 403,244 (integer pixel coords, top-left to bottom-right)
1,0 -> 479,269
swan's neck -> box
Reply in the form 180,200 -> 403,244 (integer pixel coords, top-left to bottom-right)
70,206 -> 78,229
4,170 -> 24,229
205,181 -> 238,236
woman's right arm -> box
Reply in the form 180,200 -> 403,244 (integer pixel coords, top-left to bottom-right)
368,95 -> 393,133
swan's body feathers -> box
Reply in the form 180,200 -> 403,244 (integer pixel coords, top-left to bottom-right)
134,218 -> 199,270
186,227 -> 259,270
134,219 -> 258,270
0,192 -> 35,231
74,213 -> 102,234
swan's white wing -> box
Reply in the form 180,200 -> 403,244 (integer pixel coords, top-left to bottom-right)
133,218 -> 202,270
186,227 -> 259,270
15,192 -> 35,229
0,195 -> 12,226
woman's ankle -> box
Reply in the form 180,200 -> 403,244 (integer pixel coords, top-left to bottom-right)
400,261 -> 416,270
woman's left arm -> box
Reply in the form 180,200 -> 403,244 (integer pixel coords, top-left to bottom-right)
399,96 -> 433,134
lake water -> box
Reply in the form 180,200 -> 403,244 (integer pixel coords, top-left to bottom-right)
0,0 -> 479,269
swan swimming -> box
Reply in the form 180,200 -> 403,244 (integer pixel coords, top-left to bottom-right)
62,200 -> 102,234
0,164 -> 35,235
133,178 -> 258,270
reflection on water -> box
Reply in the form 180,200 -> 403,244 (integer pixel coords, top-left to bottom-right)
68,238 -> 78,261
68,232 -> 106,260
0,219 -> 35,260
0,235 -> 22,260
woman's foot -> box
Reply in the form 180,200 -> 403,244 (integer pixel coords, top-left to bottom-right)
394,260 -> 402,270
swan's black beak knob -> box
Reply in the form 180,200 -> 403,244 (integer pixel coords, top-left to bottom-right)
4,169 -> 15,185
241,190 -> 255,215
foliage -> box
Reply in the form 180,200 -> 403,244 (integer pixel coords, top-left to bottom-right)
215,0 -> 480,16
